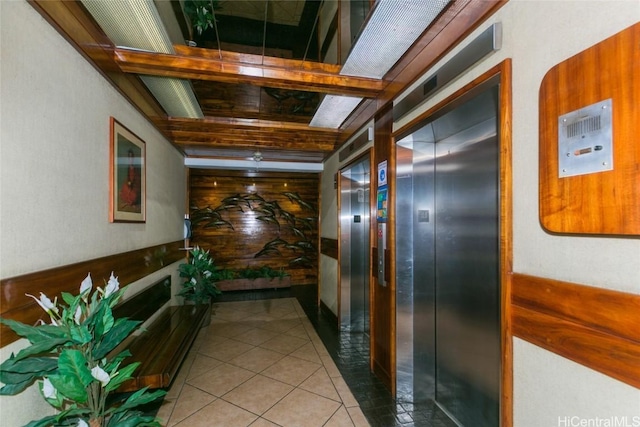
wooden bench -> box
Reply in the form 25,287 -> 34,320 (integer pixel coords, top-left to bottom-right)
112,276 -> 209,392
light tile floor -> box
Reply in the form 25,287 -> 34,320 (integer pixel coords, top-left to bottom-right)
156,298 -> 370,427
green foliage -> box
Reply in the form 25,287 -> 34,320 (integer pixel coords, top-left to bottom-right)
177,246 -> 222,304
0,273 -> 166,427
233,265 -> 289,281
183,0 -> 221,36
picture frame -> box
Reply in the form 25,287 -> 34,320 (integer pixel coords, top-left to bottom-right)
109,117 -> 146,222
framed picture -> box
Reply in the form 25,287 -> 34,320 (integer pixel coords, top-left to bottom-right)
109,117 -> 146,222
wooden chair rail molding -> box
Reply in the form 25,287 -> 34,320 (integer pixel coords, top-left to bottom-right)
511,273 -> 640,389
320,237 -> 338,260
0,240 -> 185,348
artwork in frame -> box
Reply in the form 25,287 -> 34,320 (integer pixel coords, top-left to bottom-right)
109,117 -> 146,222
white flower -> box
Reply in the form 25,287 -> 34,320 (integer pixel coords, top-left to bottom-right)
79,273 -> 92,295
77,420 -> 89,427
104,272 -> 119,297
42,378 -> 57,399
190,277 -> 197,285
203,270 -> 212,278
26,293 -> 59,315
74,306 -> 82,325
90,366 -> 110,387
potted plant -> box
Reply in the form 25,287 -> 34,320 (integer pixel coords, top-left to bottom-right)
0,273 -> 166,427
216,265 -> 290,291
177,246 -> 221,306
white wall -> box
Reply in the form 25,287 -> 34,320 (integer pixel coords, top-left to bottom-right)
321,0 -> 640,423
0,1 -> 187,425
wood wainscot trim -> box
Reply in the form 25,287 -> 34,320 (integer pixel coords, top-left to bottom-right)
0,240 -> 185,347
512,273 -> 640,389
320,237 -> 339,260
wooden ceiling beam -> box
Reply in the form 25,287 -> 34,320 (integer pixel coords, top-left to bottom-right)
165,116 -> 341,134
113,48 -> 384,98
173,137 -> 336,152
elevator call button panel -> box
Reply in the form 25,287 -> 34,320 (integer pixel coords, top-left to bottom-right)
558,98 -> 613,178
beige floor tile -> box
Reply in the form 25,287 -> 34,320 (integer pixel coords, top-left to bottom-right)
347,407 -> 370,427
259,317 -> 302,333
262,388 -> 342,427
156,397 -> 176,426
222,374 -> 294,415
212,321 -> 255,338
290,342 -> 321,364
325,405 -> 355,427
248,418 -> 280,427
260,333 -> 308,355
199,337 -> 255,361
320,354 -> 342,378
233,327 -> 280,346
229,346 -> 285,373
187,362 -> 255,397
331,376 -> 359,408
167,384 -> 217,427
284,323 -> 309,339
187,354 -> 224,380
172,398 -> 258,427
261,355 -> 321,387
298,368 -> 341,402
212,306 -> 254,322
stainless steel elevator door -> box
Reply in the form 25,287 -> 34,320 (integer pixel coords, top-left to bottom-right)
395,84 -> 500,427
340,157 -> 371,333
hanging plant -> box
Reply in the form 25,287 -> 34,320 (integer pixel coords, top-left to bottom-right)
183,0 -> 221,36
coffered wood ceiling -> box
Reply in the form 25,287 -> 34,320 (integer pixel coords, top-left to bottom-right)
27,0 -> 505,165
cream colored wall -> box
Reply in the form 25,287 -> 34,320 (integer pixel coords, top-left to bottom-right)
319,126 -> 372,315
391,1 -> 639,424
0,2 -> 187,425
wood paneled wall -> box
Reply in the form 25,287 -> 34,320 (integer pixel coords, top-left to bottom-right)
0,241 -> 184,347
371,103 -> 395,392
512,273 -> 640,389
189,170 -> 319,285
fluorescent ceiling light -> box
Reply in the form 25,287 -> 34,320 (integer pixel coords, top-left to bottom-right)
310,0 -> 449,128
185,158 -> 323,173
81,0 -> 203,118
309,95 -> 363,128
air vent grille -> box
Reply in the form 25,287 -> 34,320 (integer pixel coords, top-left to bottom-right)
566,115 -> 601,138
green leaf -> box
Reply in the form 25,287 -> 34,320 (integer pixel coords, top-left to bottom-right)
0,368 -> 38,386
24,414 -> 59,427
105,362 -> 139,392
0,378 -> 34,395
0,356 -> 57,373
70,325 -> 92,344
101,307 -> 115,334
0,318 -> 66,343
107,410 -> 162,427
93,318 -> 140,359
103,349 -> 132,372
112,387 -> 166,414
60,291 -> 80,306
58,349 -> 93,387
12,337 -> 70,361
48,373 -> 88,403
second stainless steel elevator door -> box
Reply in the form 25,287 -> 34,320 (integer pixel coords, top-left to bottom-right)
395,83 -> 500,427
340,157 -> 371,333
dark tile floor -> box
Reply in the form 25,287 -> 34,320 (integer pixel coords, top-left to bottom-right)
217,285 -> 457,427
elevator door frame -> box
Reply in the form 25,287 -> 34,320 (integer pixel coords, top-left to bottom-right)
391,61 -> 513,427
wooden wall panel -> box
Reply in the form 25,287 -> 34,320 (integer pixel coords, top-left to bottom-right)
0,241 -> 184,347
512,273 -> 640,389
320,237 -> 338,260
189,170 -> 319,285
539,23 -> 640,235
371,103 -> 395,392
